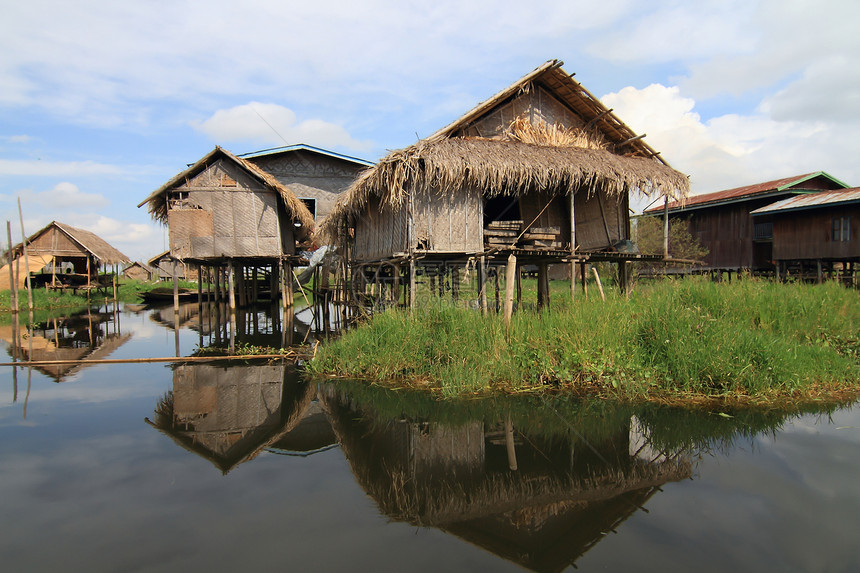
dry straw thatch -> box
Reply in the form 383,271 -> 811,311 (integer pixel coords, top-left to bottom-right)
321,116 -> 689,241
139,146 -> 315,237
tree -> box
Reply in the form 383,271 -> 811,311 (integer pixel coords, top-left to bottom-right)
633,215 -> 708,261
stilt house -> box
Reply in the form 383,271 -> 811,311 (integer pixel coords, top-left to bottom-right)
750,187 -> 860,281
323,60 -> 689,299
645,172 -> 849,274
3,221 -> 130,290
138,146 -> 315,305
239,144 -> 373,224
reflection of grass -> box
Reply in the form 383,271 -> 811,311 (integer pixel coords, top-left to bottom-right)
323,380 -> 853,456
309,277 -> 860,403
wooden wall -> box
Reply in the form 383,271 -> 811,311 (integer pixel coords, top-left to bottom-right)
168,159 -> 293,259
27,226 -> 87,259
771,205 -> 860,261
412,185 -> 483,253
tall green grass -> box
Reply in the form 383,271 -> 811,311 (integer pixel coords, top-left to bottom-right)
308,277 -> 860,399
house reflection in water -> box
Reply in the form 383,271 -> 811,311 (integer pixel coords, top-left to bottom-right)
146,362 -> 331,473
320,386 -> 692,572
0,309 -> 131,382
147,301 -> 313,350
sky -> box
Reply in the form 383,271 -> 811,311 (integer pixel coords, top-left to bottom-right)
2,0 -> 859,263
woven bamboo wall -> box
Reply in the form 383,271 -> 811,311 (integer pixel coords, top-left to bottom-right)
457,86 -> 586,138
353,195 -> 408,260
249,151 -> 364,222
574,190 -> 625,251
169,159 -> 288,259
412,185 -> 483,252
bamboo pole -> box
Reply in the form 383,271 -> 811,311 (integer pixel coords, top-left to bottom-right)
662,195 -> 669,259
17,199 -> 33,315
504,254 -> 516,327
592,266 -> 606,301
479,256 -> 488,315
7,221 -> 18,314
0,353 -> 306,367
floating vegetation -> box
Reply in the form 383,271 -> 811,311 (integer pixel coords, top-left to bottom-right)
309,278 -> 860,404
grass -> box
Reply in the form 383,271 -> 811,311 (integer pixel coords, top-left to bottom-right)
0,279 -> 208,313
308,277 -> 860,403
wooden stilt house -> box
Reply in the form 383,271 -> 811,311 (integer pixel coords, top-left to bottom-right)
644,172 -> 849,276
750,187 -> 860,283
323,60 -> 689,306
4,221 -> 130,291
138,147 -> 315,307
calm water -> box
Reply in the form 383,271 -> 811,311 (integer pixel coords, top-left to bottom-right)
1,303 -> 859,572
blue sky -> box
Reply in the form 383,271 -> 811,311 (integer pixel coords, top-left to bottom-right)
2,0 -> 859,262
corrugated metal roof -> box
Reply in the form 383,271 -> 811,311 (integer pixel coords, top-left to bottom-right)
750,188 -> 860,215
644,171 -> 850,213
238,144 -> 374,167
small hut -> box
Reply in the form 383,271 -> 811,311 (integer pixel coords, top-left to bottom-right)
239,144 -> 373,224
147,251 -> 187,282
122,261 -> 156,282
2,221 -> 130,291
323,60 -> 689,306
138,146 -> 315,307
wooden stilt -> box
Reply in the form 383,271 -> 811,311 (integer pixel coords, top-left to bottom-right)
504,254 -> 517,327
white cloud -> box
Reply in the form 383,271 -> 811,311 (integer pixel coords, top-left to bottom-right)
602,83 -> 859,206
0,159 -> 123,177
30,182 -> 109,209
191,102 -> 372,151
1,135 -> 34,144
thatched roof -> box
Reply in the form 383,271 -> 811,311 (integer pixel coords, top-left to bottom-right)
320,60 -> 689,240
11,221 -> 130,265
138,146 -> 315,236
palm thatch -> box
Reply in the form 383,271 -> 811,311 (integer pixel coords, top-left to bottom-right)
138,146 -> 315,236
321,134 -> 688,242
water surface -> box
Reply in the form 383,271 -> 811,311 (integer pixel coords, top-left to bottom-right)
1,303 -> 858,572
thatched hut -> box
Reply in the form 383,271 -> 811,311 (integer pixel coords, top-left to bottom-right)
138,146 -> 315,308
323,60 -> 689,305
122,261 -> 156,282
2,221 -> 130,291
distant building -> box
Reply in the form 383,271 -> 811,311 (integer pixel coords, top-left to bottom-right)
2,221 -> 130,290
239,144 -> 373,225
751,188 -> 860,280
645,172 -> 850,273
122,261 -> 156,282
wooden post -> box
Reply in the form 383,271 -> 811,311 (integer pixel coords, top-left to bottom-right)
504,254 -> 516,327
817,260 -> 823,284
479,256 -> 488,315
452,264 -> 459,303
505,416 -> 518,471
228,261 -> 236,313
537,262 -> 549,310
7,222 -> 18,314
618,260 -> 629,296
172,260 -> 180,315
17,199 -> 33,315
409,259 -> 416,309
569,192 -> 576,302
592,266 -> 606,301
662,195 -> 669,259
581,263 -> 588,298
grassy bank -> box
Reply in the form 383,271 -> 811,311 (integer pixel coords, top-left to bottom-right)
0,279 -> 205,312
308,277 -> 860,403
